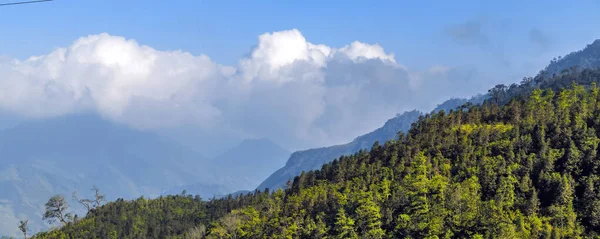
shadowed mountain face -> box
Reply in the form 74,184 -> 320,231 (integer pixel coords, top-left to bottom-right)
0,114 -> 218,236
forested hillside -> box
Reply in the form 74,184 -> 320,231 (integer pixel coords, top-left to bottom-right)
544,39 -> 600,75
26,69 -> 600,238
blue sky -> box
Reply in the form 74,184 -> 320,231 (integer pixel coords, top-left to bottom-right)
0,0 -> 600,152
1,0 -> 599,67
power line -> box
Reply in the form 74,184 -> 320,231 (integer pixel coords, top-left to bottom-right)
0,0 -> 53,7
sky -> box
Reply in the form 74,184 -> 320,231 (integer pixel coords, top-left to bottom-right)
0,0 -> 599,154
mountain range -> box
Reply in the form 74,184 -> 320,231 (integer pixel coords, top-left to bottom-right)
0,114 -> 212,235
0,115 -> 289,236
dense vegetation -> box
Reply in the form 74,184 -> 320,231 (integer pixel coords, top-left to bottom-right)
24,68 -> 600,238
31,192 -> 271,239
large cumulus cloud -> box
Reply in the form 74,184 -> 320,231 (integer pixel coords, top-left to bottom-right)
0,29 -> 482,149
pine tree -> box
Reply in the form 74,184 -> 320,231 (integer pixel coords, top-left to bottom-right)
334,208 -> 358,239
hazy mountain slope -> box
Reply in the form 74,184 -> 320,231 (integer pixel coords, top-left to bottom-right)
0,163 -> 80,236
0,114 -> 220,237
213,138 -> 290,189
165,138 -> 290,197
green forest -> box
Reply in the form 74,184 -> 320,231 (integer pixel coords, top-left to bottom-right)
19,68 -> 600,238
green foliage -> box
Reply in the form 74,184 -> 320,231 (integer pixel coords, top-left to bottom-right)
32,192 -> 270,239
453,123 -> 514,135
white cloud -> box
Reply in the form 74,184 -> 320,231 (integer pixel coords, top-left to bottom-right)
239,29 -> 331,83
0,29 -> 483,149
335,41 -> 396,64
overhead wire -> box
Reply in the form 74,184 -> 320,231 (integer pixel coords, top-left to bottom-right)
0,0 -> 53,7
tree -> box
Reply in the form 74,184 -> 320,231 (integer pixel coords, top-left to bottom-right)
489,84 -> 508,104
43,194 -> 72,226
186,224 -> 207,239
73,185 -> 105,214
72,191 -> 93,213
334,208 -> 358,239
91,185 -> 105,208
219,212 -> 242,239
19,220 -> 28,239
356,196 -> 385,239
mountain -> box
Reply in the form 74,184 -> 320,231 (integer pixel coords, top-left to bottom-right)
31,79 -> 600,238
212,138 -> 290,190
166,138 -> 290,197
0,114 -> 223,237
544,39 -> 600,75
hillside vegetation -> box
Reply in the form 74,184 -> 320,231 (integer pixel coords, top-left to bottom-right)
26,69 -> 600,238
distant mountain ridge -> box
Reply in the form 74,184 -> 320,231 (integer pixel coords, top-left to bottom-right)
0,114 -> 292,237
